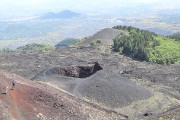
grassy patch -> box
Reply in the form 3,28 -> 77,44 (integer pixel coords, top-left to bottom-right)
90,40 -> 101,46
146,36 -> 180,64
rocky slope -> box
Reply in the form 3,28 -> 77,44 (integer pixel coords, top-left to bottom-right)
0,28 -> 179,119
0,70 -> 127,120
80,28 -> 127,46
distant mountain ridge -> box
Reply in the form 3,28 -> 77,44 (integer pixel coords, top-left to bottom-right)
41,10 -> 82,19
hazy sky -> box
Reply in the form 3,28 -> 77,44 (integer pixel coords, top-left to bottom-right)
0,0 -> 179,17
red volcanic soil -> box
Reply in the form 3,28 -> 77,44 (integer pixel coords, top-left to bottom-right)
0,70 -> 127,120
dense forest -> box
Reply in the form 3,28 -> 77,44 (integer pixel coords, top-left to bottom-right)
113,25 -> 180,64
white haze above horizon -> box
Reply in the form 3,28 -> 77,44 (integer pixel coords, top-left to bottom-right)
0,0 -> 179,18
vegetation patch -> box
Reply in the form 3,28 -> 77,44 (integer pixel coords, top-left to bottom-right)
55,38 -> 78,47
0,48 -> 14,53
90,40 -> 101,46
113,25 -> 180,64
17,43 -> 55,52
147,36 -> 180,64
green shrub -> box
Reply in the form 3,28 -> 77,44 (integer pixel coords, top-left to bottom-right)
90,41 -> 97,46
90,40 -> 101,46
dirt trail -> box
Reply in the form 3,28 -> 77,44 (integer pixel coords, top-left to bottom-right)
0,75 -> 28,120
7,90 -> 23,120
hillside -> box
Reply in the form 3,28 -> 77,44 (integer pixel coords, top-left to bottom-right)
55,38 -> 79,47
81,28 -> 127,46
113,25 -> 180,64
147,36 -> 180,64
41,10 -> 82,19
0,70 -> 127,120
0,27 -> 179,120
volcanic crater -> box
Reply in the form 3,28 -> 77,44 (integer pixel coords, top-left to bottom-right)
45,62 -> 103,78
